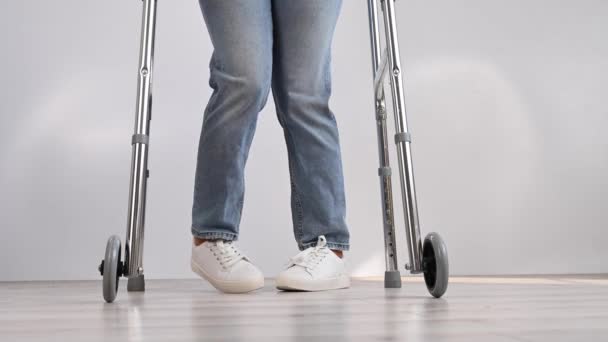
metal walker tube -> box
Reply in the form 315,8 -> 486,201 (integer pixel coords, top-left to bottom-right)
367,0 -> 400,277
124,0 -> 158,277
367,0 -> 424,274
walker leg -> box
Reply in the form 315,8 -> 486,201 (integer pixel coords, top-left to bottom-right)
366,0 -> 449,298
123,0 -> 158,284
99,0 -> 158,302
367,0 -> 401,288
379,0 -> 424,274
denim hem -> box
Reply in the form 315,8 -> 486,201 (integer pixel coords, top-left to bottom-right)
299,241 -> 350,251
191,227 -> 238,241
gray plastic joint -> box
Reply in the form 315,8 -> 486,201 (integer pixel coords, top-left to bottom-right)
131,134 -> 149,145
394,132 -> 411,144
378,166 -> 392,177
375,105 -> 387,121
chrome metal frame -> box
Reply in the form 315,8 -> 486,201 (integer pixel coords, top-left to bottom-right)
367,0 -> 424,283
124,0 -> 158,278
121,0 -> 422,286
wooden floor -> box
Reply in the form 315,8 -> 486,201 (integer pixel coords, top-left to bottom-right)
1,275 -> 607,341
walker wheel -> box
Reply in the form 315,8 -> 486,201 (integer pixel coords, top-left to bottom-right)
422,232 -> 449,298
100,235 -> 123,303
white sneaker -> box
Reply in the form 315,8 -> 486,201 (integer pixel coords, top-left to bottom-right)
276,236 -> 350,291
191,239 -> 264,293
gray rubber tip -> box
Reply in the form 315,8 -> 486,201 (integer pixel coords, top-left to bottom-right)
384,271 -> 402,288
127,274 -> 145,292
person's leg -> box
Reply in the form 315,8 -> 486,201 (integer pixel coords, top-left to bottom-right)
192,0 -> 273,241
270,0 -> 349,252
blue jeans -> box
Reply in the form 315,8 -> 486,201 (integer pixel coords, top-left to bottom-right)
192,0 -> 349,251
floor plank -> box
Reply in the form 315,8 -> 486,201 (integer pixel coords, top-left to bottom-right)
1,275 -> 607,341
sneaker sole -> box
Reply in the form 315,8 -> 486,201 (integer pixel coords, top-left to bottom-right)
190,260 -> 264,294
276,275 -> 351,292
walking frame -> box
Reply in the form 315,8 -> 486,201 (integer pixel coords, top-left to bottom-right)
99,0 -> 449,303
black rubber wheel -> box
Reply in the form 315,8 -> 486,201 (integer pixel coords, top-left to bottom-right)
102,235 -> 122,303
422,232 -> 449,298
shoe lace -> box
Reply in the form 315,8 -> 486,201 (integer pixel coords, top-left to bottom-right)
287,236 -> 330,271
209,240 -> 246,269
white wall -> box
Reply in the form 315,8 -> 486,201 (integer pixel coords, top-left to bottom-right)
1,0 -> 606,281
